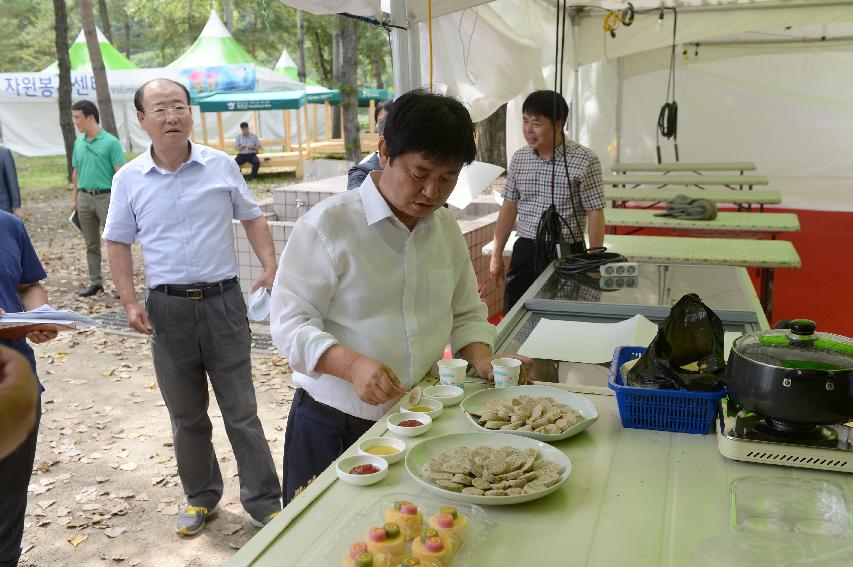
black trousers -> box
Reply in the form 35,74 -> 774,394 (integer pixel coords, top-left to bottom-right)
282,389 -> 374,505
0,398 -> 40,567
504,237 -> 585,313
235,153 -> 261,179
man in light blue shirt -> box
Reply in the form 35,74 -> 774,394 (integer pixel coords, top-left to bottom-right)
104,78 -> 281,536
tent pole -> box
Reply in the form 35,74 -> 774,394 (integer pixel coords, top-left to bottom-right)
296,106 -> 304,176
216,112 -> 224,150
368,99 -> 376,134
571,14 -> 580,142
284,110 -> 292,151
324,102 -> 332,140
339,106 -> 345,143
615,56 -> 623,164
390,0 -> 411,95
252,111 -> 260,140
303,104 -> 312,158
312,104 -> 318,141
201,112 -> 209,145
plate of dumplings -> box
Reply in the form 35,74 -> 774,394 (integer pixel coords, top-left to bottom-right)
460,385 -> 599,442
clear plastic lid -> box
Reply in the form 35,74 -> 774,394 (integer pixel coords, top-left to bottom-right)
732,319 -> 853,371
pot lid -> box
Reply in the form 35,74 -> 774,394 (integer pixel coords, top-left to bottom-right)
733,319 -> 853,371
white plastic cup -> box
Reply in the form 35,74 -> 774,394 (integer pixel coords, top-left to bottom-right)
437,358 -> 467,385
492,357 -> 522,388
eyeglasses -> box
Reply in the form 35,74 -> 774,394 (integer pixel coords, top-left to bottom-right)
146,105 -> 191,119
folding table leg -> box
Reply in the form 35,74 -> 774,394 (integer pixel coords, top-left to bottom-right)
758,267 -> 774,321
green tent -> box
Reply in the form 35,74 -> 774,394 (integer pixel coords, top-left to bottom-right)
42,27 -> 137,73
168,11 -> 258,69
273,48 -> 322,86
197,90 -> 306,112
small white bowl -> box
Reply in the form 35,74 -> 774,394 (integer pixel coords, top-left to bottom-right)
357,436 -> 407,465
335,454 -> 389,486
423,385 -> 465,407
386,412 -> 433,437
399,396 -> 443,420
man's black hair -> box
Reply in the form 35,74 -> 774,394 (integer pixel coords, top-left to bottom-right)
374,98 -> 394,123
382,89 -> 475,166
134,79 -> 191,112
522,90 -> 569,126
71,100 -> 100,124
239,122 -> 249,129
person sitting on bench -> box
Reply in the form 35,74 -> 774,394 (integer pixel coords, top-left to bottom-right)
235,122 -> 261,180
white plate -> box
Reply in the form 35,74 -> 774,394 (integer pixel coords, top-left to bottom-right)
460,385 -> 599,443
405,432 -> 572,506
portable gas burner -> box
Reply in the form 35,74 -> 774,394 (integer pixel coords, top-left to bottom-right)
718,398 -> 852,473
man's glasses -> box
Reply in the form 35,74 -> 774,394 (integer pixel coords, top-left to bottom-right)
146,105 -> 191,119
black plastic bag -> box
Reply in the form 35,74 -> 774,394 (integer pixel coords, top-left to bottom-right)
626,293 -> 726,391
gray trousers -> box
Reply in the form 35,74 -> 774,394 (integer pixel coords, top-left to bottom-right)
146,284 -> 281,518
77,190 -> 111,286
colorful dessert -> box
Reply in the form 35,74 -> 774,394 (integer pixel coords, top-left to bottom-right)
428,506 -> 470,546
385,501 -> 424,539
364,523 -> 405,561
341,542 -> 388,567
410,529 -> 454,566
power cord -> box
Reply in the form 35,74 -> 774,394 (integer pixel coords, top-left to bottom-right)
554,248 -> 627,278
656,7 -> 680,163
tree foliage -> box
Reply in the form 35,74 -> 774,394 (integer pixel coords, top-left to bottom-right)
0,0 -> 392,90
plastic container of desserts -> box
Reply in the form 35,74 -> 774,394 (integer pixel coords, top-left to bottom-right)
731,477 -> 851,544
325,493 -> 495,567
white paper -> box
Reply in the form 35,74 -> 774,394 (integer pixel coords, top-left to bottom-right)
517,315 -> 660,364
446,161 -> 504,210
0,305 -> 99,328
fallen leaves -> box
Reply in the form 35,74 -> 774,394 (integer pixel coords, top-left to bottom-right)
68,533 -> 88,548
118,462 -> 138,472
104,526 -> 126,538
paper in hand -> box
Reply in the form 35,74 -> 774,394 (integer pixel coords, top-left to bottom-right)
69,211 -> 82,232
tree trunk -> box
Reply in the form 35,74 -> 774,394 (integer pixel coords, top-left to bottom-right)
476,104 -> 507,170
97,0 -> 111,42
331,20 -> 342,140
311,27 -> 330,83
338,16 -> 360,162
53,0 -> 76,182
123,12 -> 131,57
224,0 -> 233,31
372,54 -> 384,89
296,10 -> 306,83
80,0 -> 118,137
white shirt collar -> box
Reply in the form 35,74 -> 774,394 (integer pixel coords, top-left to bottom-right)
359,170 -> 434,230
140,140 -> 206,174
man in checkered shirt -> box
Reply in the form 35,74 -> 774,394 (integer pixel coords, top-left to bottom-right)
234,122 -> 261,180
490,90 -> 605,311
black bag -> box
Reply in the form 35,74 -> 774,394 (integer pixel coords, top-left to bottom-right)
626,293 -> 726,391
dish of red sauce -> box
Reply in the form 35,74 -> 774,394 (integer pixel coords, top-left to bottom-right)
397,419 -> 423,427
349,463 -> 382,475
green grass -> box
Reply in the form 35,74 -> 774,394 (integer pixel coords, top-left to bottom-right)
16,154 -> 73,203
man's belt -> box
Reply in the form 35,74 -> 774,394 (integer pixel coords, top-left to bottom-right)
78,188 -> 111,195
151,276 -> 239,300
298,389 -> 376,428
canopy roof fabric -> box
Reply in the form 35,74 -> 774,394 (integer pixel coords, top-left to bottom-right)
168,11 -> 259,69
197,90 -> 305,112
274,48 -> 323,87
357,87 -> 391,106
42,28 -> 137,73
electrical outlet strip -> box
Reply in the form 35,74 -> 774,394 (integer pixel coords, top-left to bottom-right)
599,262 -> 639,277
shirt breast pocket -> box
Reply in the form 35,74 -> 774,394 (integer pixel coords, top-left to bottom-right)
428,268 -> 454,313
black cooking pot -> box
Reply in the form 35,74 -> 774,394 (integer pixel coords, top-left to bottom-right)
725,319 -> 853,427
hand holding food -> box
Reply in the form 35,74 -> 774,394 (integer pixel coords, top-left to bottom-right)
349,356 -> 407,406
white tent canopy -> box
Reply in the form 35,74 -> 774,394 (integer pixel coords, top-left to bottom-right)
280,0 -> 853,211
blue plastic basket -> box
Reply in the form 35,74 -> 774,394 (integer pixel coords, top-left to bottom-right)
608,346 -> 726,435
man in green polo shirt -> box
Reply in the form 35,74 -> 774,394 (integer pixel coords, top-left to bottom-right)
70,100 -> 125,297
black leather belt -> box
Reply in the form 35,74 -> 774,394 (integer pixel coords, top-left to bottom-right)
151,276 -> 239,300
297,388 -> 375,428
78,188 -> 111,195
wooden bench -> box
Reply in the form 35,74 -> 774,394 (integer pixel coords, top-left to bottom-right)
603,173 -> 768,190
483,232 -> 800,319
604,187 -> 782,212
612,161 -> 757,174
606,209 -> 800,237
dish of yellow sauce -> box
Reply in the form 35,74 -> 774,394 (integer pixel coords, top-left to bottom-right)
365,445 -> 400,456
406,405 -> 433,412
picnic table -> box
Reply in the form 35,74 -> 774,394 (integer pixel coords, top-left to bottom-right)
604,187 -> 781,212
603,173 -> 768,190
483,233 -> 800,319
612,161 -> 756,174
606,209 -> 800,237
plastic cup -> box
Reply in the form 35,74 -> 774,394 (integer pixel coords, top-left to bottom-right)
492,357 -> 522,388
437,358 -> 467,385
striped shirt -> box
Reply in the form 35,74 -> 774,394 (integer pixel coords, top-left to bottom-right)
502,141 -> 605,241
235,133 -> 260,155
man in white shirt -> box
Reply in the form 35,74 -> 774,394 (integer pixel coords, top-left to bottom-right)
271,90 -> 506,503
104,79 -> 281,535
